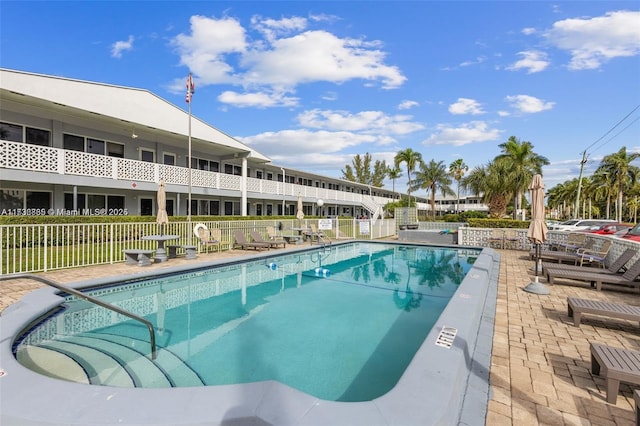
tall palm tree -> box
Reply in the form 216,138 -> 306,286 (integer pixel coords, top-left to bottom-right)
394,148 -> 423,205
495,136 -> 549,219
387,166 -> 403,200
411,159 -> 455,219
461,160 -> 514,218
595,147 -> 640,222
448,158 -> 468,214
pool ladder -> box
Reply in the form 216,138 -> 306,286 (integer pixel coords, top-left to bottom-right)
0,273 -> 157,360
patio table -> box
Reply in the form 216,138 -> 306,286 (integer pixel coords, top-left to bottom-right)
141,234 -> 180,263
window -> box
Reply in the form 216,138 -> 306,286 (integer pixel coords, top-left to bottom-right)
107,142 -> 124,158
266,204 -> 273,216
140,149 -> 154,162
267,172 -> 273,181
107,196 -> 125,210
87,138 -> 105,155
140,198 -> 153,215
87,194 -> 106,210
64,193 -> 86,211
63,134 -> 85,152
256,204 -> 263,215
25,127 -> 50,146
0,122 -> 22,142
163,153 -> 176,165
210,161 -> 219,172
256,170 -> 263,179
224,164 -> 241,175
209,200 -> 220,215
199,158 -> 209,171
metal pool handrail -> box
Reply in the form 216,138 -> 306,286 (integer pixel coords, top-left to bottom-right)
1,274 -> 157,360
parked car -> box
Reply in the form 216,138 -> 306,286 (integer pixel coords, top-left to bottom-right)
547,219 -> 616,232
581,223 -> 633,235
618,223 -> 640,242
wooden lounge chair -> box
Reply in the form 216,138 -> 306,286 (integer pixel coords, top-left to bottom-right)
542,248 -> 636,280
590,342 -> 640,404
250,230 -> 286,248
232,230 -> 270,251
306,223 -> 329,244
567,297 -> 640,327
266,226 -> 287,245
546,256 -> 640,291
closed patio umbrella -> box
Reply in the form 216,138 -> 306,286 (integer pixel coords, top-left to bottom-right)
524,174 -> 549,295
296,192 -> 304,226
156,180 -> 169,235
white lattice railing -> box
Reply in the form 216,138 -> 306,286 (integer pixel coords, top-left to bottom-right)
0,218 -> 397,275
2,140 -> 392,211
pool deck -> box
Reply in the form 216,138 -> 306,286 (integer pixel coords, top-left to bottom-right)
1,244 -> 639,425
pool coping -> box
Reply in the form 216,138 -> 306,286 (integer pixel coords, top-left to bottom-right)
0,241 -> 499,425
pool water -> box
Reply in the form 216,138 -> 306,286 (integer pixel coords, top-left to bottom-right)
15,242 -> 479,402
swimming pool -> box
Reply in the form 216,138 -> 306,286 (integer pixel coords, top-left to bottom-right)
1,241 -> 500,425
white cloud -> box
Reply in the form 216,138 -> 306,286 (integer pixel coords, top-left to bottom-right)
506,50 -> 550,73
170,14 -> 406,104
449,98 -> 485,115
423,121 -> 502,146
296,109 -> 424,135
240,129 -> 377,156
522,27 -> 537,36
505,94 -> 555,113
218,90 -> 299,108
398,100 -> 419,110
544,10 -> 640,70
111,35 -> 134,58
459,56 -> 486,67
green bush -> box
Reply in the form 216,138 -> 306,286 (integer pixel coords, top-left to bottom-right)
466,218 -> 530,228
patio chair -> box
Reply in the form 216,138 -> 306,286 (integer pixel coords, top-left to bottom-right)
551,232 -> 587,252
488,229 -> 504,249
576,239 -> 612,267
250,230 -> 286,249
232,230 -> 270,251
531,239 -> 596,264
542,248 -> 636,280
266,226 -> 288,245
194,223 -> 220,253
546,256 -> 640,291
306,223 -> 329,244
504,229 -> 520,250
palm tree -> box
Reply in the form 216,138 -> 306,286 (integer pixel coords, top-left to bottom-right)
394,148 -> 423,205
461,160 -> 514,218
495,136 -> 549,219
411,159 -> 455,220
448,159 -> 468,214
387,166 -> 403,200
595,147 -> 640,222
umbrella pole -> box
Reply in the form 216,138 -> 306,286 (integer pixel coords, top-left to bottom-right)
523,242 -> 550,295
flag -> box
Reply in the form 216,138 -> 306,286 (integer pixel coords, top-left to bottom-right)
185,73 -> 195,103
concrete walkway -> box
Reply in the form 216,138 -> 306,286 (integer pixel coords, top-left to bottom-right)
1,246 -> 638,425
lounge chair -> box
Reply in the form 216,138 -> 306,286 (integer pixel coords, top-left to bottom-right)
266,226 -> 288,246
567,297 -> 640,327
306,223 -> 329,244
590,342 -> 640,404
232,230 -> 270,251
542,248 -> 636,280
250,230 -> 286,248
546,256 -> 640,291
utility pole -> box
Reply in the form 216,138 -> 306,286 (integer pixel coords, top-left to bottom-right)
573,150 -> 588,219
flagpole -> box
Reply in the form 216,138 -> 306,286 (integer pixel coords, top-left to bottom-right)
186,73 -> 194,237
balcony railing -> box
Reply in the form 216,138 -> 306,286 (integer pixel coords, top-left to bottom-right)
1,140 -> 391,210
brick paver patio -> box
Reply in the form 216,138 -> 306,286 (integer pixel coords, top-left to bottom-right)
1,245 -> 638,425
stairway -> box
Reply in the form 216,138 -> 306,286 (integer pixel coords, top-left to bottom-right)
16,332 -> 204,388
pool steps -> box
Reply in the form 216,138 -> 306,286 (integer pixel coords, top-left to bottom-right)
17,332 -> 204,388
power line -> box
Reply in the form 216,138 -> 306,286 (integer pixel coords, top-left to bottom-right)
585,104 -> 640,155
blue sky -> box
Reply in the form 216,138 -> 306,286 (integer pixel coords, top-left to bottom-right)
2,1 -> 639,194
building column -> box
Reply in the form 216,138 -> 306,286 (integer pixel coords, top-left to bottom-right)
241,156 -> 247,216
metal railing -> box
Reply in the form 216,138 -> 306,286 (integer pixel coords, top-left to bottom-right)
0,274 -> 157,359
0,218 -> 396,274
